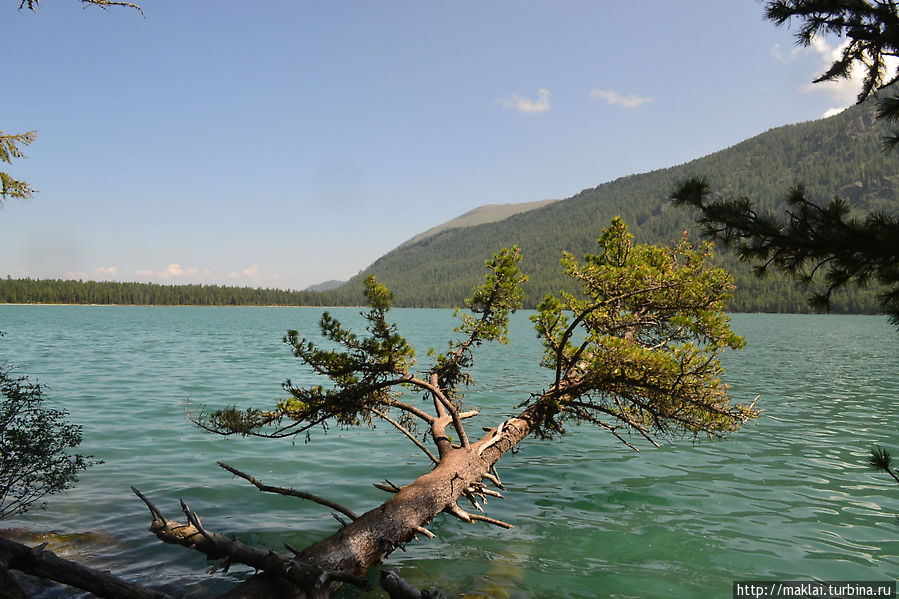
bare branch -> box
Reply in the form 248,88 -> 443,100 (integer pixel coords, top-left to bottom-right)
444,502 -> 472,522
131,488 -> 371,594
468,514 -> 515,529
217,461 -> 358,521
370,407 -> 439,464
380,569 -> 447,599
483,470 -> 504,490
373,480 -> 401,494
181,500 -> 215,544
131,485 -> 165,522
383,397 -> 437,424
332,513 -> 350,528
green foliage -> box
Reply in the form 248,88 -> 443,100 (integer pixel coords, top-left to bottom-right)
868,445 -> 899,483
200,277 -> 416,438
667,3 -> 899,327
196,252 -> 527,441
0,130 -> 37,204
869,445 -> 893,472
194,223 -> 753,455
531,218 -> 755,444
0,364 -> 95,519
0,278 -> 335,307
769,0 -> 899,146
765,1 -> 899,147
765,1 -> 898,99
432,247 -> 527,397
672,177 -> 899,325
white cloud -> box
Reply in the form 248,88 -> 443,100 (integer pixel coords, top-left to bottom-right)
95,266 -> 118,277
822,106 -> 848,118
65,270 -> 88,280
589,89 -> 653,109
160,263 -> 198,278
134,263 -> 200,281
770,42 -> 802,64
800,36 -> 862,110
774,35 -> 898,117
496,88 -> 551,113
132,263 -> 280,286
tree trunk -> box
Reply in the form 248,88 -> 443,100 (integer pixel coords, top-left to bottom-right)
154,403 -> 543,598
290,404 -> 540,594
0,535 -> 174,599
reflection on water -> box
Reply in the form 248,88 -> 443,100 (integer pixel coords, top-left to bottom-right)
0,307 -> 897,598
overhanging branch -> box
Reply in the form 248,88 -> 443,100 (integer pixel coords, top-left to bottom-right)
217,462 -> 359,521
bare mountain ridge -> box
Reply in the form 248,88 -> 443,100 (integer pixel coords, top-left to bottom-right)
398,199 -> 559,249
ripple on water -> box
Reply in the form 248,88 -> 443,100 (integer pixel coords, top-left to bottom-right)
1,308 -> 898,597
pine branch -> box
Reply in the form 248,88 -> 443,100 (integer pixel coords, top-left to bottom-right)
869,445 -> 899,483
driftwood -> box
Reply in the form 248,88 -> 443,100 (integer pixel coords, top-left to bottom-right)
0,534 -> 174,599
126,406 -> 538,599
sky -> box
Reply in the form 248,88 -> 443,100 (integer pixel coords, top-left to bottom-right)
0,0 -> 871,290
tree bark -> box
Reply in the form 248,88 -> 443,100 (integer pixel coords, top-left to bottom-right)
143,403 -> 543,598
289,404 -> 540,592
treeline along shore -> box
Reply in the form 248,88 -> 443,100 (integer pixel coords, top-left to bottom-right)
0,274 -> 887,314
0,277 -> 336,307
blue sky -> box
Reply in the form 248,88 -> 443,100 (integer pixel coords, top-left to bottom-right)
1,0 -> 868,290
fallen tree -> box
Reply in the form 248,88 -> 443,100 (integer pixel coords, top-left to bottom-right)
2,219 -> 759,598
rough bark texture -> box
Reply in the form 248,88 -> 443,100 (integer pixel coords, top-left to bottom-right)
142,405 -> 541,598
292,406 -> 539,586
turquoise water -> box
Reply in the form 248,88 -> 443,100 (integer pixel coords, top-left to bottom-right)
0,306 -> 897,598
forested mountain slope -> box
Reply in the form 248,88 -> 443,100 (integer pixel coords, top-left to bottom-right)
331,98 -> 897,312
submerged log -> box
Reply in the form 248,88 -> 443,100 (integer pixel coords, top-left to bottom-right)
0,534 -> 173,599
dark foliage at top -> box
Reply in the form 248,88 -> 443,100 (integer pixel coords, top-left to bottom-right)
672,1 -> 899,327
672,178 -> 899,325
765,0 -> 899,149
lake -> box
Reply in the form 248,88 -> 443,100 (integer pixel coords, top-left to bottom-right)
0,306 -> 897,598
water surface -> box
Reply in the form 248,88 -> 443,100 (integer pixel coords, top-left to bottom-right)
0,307 -> 896,598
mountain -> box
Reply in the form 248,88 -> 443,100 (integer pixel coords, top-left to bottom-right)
305,279 -> 346,292
398,199 -> 559,248
328,96 -> 896,313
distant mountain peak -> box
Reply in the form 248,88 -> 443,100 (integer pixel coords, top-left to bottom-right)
398,199 -> 559,249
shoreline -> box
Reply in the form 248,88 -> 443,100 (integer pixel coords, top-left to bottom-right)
0,303 -> 887,317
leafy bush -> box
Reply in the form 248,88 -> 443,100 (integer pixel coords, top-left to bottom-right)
0,361 -> 95,519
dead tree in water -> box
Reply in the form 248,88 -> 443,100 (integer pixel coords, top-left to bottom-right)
5,219 -> 759,598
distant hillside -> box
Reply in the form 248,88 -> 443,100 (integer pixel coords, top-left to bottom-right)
398,199 -> 559,248
329,97 -> 897,312
305,279 -> 346,292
